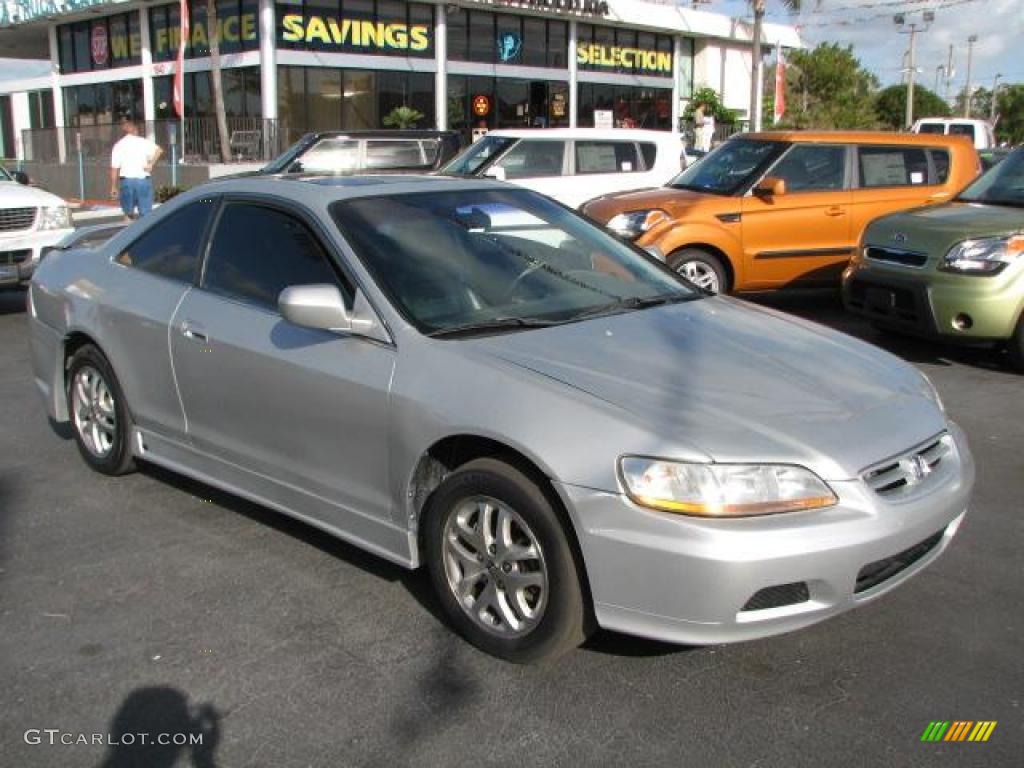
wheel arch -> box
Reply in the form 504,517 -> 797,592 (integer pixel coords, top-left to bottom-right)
55,330 -> 108,421
406,433 -> 595,610
666,242 -> 736,292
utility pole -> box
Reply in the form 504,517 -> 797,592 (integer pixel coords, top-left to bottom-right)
934,65 -> 944,93
964,34 -> 978,118
990,73 -> 1002,122
894,11 -> 934,129
945,44 -> 954,103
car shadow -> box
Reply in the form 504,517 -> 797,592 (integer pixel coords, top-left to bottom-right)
745,291 -> 1017,374
138,462 -> 450,628
0,288 -> 26,316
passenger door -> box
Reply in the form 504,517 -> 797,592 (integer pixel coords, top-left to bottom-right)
169,199 -> 396,530
491,139 -> 569,199
102,200 -> 216,439
740,143 -> 852,289
848,144 -> 954,246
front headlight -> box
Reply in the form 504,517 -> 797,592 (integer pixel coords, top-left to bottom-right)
940,235 -> 1024,275
606,209 -> 669,240
38,205 -> 72,231
619,457 -> 837,517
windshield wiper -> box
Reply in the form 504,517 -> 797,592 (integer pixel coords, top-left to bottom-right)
568,292 -> 699,322
426,316 -> 561,338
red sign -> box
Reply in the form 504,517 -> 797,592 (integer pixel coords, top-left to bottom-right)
90,24 -> 108,67
472,94 -> 491,118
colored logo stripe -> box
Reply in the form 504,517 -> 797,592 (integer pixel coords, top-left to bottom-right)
920,721 -> 996,742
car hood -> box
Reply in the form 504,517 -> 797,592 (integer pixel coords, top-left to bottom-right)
869,201 -> 1024,244
583,187 -> 715,223
468,297 -> 945,481
0,181 -> 67,208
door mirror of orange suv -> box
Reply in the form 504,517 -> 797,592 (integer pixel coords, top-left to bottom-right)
754,176 -> 787,197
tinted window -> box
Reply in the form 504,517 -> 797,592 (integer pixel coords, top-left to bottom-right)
949,124 -> 976,141
495,140 -> 565,179
575,141 -> 640,174
957,148 -> 1024,206
203,204 -> 343,310
858,146 -> 930,188
769,144 -> 846,192
639,142 -> 657,170
365,139 -> 439,169
670,139 -> 785,196
116,201 -> 214,281
917,123 -> 945,135
931,149 -> 951,183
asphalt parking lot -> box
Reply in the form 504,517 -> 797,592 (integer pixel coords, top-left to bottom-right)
1,286 -> 1021,768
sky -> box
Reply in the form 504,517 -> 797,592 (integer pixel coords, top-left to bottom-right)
711,0 -> 1024,94
0,0 -> 1020,95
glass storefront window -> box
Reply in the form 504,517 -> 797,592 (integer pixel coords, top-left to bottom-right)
577,83 -> 672,130
547,22 -> 567,69
275,1 -> 433,58
447,9 -> 468,61
522,17 -> 545,68
309,68 -> 344,132
577,24 -> 674,78
150,0 -> 259,62
468,11 -> 493,63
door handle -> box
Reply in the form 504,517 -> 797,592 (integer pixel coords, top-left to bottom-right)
824,206 -> 846,217
181,323 -> 208,343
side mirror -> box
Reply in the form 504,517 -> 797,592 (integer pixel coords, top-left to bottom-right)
483,165 -> 507,182
13,171 -> 29,185
754,176 -> 786,197
279,284 -> 354,332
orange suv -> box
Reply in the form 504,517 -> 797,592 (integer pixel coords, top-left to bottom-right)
582,131 -> 979,293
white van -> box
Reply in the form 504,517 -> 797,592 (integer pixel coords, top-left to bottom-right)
440,128 -> 686,209
912,118 -> 995,150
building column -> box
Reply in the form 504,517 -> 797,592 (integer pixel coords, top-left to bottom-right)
11,92 -> 31,164
47,24 -> 66,163
434,7 -> 447,130
139,6 -> 156,141
259,0 -> 278,121
671,36 -> 682,133
568,20 -> 577,128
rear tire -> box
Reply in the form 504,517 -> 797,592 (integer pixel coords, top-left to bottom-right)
66,344 -> 136,476
669,248 -> 728,294
424,458 -> 589,663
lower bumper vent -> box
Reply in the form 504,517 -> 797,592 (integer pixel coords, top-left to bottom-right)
855,531 -> 944,594
741,582 -> 811,612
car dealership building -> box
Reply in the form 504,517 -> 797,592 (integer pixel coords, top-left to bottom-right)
0,0 -> 798,166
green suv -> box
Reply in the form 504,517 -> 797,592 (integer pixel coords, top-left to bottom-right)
843,147 -> 1024,370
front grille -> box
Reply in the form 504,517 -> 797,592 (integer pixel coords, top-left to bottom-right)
0,249 -> 31,265
855,530 -> 944,593
0,207 -> 37,232
862,433 -> 953,496
865,246 -> 929,268
741,582 -> 811,612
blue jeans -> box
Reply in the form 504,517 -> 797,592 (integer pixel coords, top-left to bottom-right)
119,177 -> 154,218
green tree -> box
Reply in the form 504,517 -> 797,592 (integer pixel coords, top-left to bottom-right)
748,0 -> 802,129
382,106 -> 425,129
994,84 -> 1024,143
954,86 -> 991,120
683,86 -> 735,124
875,84 -> 950,129
777,43 -> 880,129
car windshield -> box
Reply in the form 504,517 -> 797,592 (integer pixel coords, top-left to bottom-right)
0,166 -> 12,181
331,188 -> 699,336
261,133 -> 319,174
441,136 -> 518,176
956,149 -> 1024,207
669,139 -> 785,196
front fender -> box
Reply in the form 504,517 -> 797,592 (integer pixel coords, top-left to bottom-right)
646,222 -> 744,287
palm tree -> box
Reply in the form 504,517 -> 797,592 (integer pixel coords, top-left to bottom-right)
207,0 -> 231,162
749,0 -> 801,131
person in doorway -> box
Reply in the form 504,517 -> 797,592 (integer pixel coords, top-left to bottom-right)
110,117 -> 162,220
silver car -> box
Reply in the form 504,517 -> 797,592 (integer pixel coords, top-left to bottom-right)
28,176 -> 974,662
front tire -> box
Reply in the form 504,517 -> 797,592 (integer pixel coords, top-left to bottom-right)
1007,314 -> 1024,372
424,458 -> 589,663
669,248 -> 728,294
66,344 -> 136,475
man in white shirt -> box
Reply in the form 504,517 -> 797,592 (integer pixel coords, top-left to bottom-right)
110,118 -> 163,220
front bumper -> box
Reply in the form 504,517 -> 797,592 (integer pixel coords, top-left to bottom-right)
557,423 -> 974,646
0,227 -> 74,288
842,257 -> 1023,342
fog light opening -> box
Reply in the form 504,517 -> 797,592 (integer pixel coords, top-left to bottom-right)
952,313 -> 973,331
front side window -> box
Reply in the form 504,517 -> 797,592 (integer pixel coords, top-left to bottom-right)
956,149 -> 1024,207
767,144 -> 846,192
116,201 -> 215,282
331,188 -> 697,335
293,138 -> 360,173
494,140 -> 566,179
858,146 -> 930,188
441,135 -> 518,176
670,139 -> 786,196
575,141 -> 641,175
203,203 -> 345,310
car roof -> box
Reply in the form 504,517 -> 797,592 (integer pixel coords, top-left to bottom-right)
307,129 -> 460,139
186,173 -> 509,205
742,130 -> 974,147
483,128 -> 683,142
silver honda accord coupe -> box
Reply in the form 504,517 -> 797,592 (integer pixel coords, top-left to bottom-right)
28,176 -> 974,662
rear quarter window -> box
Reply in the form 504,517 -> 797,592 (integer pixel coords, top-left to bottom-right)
929,149 -> 951,183
857,146 -> 931,188
917,123 -> 946,135
574,141 -> 641,175
948,124 -> 977,142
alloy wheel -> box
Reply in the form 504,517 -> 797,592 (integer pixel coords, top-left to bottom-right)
71,365 -> 117,459
676,260 -> 721,293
